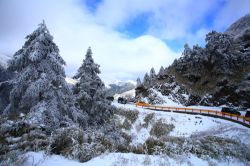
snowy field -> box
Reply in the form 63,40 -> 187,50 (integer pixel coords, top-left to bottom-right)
113,102 -> 250,145
23,151 -> 247,166
23,102 -> 250,166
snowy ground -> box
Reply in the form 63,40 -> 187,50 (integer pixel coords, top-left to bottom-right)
24,151 -> 247,166
23,102 -> 250,166
113,102 -> 250,145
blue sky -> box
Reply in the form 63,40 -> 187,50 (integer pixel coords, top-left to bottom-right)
82,0 -> 232,51
0,0 -> 250,84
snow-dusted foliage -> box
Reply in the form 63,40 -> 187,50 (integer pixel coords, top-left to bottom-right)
73,47 -> 113,125
3,21 -> 86,127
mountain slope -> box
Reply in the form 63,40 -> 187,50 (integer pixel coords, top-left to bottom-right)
106,80 -> 136,97
136,14 -> 250,107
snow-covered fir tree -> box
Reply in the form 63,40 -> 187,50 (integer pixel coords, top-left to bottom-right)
4,21 -> 86,127
150,67 -> 156,79
158,66 -> 165,76
143,73 -> 150,87
136,77 -> 142,87
182,43 -> 192,57
73,47 -> 113,126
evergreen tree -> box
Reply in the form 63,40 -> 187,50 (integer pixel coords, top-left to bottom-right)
4,21 -> 85,127
136,77 -> 142,87
143,73 -> 150,87
158,66 -> 165,75
73,47 -> 113,125
182,43 -> 191,57
150,67 -> 156,79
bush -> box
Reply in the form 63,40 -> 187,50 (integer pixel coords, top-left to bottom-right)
115,109 -> 139,124
142,113 -> 155,128
150,121 -> 174,138
145,137 -> 165,155
120,119 -> 132,130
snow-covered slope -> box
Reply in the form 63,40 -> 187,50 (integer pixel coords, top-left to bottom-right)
23,151 -> 247,166
113,102 -> 250,145
23,102 -> 250,166
106,80 -> 136,97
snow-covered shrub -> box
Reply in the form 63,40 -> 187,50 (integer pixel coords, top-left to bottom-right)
142,113 -> 155,128
0,117 -> 50,164
0,150 -> 28,166
146,89 -> 165,105
150,121 -> 174,138
192,136 -> 250,161
115,108 -> 139,124
145,137 -> 165,155
120,119 -> 132,130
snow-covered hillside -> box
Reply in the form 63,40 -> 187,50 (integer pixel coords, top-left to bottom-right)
106,80 -> 136,97
22,102 -> 250,166
113,102 -> 250,145
23,151 -> 247,166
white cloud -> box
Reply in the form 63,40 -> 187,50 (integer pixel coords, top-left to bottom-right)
1,0 -> 249,84
0,0 -> 180,85
95,0 -> 220,42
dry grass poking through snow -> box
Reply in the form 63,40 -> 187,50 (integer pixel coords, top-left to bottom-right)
150,120 -> 175,138
113,107 -> 250,164
142,113 -> 155,128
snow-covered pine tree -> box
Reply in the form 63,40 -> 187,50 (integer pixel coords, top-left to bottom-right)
143,73 -> 150,87
73,47 -> 113,126
150,67 -> 156,79
4,21 -> 86,127
182,43 -> 192,57
136,77 -> 142,87
158,66 -> 165,76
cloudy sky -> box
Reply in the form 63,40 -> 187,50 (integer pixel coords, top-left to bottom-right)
0,0 -> 250,84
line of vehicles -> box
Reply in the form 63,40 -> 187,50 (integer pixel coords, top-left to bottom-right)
106,96 -> 250,118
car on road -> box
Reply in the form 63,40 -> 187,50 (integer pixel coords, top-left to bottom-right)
136,101 -> 150,107
106,96 -> 114,101
221,107 -> 241,116
118,97 -> 127,104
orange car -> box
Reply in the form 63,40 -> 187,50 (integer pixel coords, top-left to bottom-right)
136,101 -> 150,107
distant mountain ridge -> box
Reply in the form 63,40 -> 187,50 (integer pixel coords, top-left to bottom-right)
0,53 -> 11,69
136,14 -> 250,108
106,80 -> 136,97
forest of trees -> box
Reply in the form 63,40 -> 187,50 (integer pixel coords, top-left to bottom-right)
0,21 -> 128,165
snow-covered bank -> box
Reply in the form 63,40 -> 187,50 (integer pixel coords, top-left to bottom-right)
113,102 -> 250,145
19,102 -> 250,166
23,151 -> 248,166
